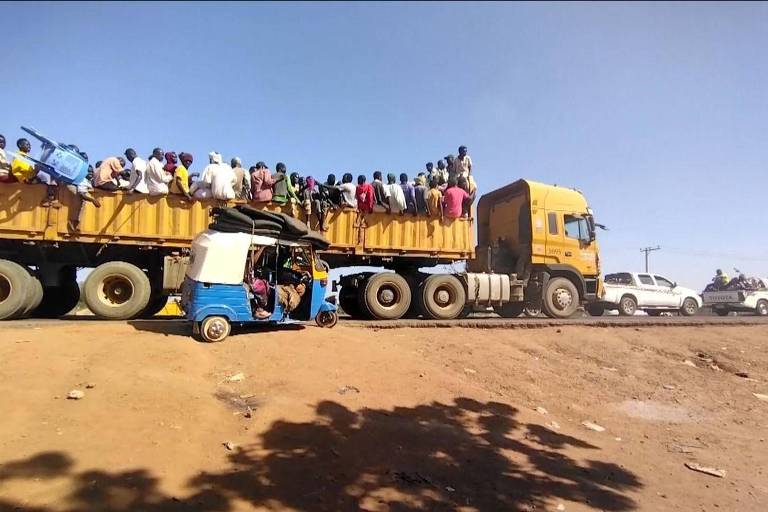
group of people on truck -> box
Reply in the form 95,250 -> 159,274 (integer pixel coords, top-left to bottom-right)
0,131 -> 477,232
706,269 -> 766,292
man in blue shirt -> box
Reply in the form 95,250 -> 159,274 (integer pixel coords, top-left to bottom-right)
399,173 -> 416,214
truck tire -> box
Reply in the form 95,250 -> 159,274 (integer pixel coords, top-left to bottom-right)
20,275 -> 44,318
361,272 -> 411,320
586,303 -> 605,317
496,302 -> 524,318
0,260 -> 32,320
680,297 -> 699,317
84,262 -> 151,320
140,293 -> 170,318
756,300 -> 768,316
420,274 -> 466,320
618,295 -> 637,316
524,304 -> 542,317
35,281 -> 81,318
542,277 -> 579,319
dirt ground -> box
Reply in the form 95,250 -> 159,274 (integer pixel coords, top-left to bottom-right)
0,321 -> 766,512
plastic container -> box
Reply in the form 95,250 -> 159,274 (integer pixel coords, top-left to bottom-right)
20,127 -> 89,185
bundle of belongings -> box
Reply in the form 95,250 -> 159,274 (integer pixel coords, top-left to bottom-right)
208,205 -> 330,249
705,274 -> 767,292
209,206 -> 330,318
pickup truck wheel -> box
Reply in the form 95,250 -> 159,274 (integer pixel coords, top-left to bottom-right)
420,274 -> 466,320
497,302 -> 524,318
0,260 -> 32,320
362,272 -> 411,320
35,281 -> 81,318
84,262 -> 151,320
542,277 -> 579,319
756,300 -> 768,316
680,298 -> 699,317
586,303 -> 605,317
618,295 -> 637,316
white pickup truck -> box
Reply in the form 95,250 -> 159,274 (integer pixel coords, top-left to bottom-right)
702,280 -> 768,316
588,272 -> 702,316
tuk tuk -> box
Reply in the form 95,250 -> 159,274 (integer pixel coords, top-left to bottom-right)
182,229 -> 338,342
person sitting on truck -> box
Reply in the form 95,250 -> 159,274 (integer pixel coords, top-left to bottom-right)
145,147 -> 172,196
11,138 -> 38,183
125,148 -> 149,194
355,174 -> 374,213
250,162 -> 277,202
442,177 -> 468,220
426,178 -> 443,218
371,171 -> 388,212
170,152 -> 193,199
384,172 -> 406,214
320,173 -> 341,208
399,173 -> 416,214
458,175 -> 476,218
0,134 -> 12,182
414,175 -> 428,215
455,145 -> 472,178
93,156 -> 126,190
164,152 -> 177,175
712,269 -> 729,290
336,172 -> 357,209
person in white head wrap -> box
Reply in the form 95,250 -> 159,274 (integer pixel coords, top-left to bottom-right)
208,152 -> 236,200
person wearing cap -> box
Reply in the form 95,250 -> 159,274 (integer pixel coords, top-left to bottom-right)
455,145 -> 472,178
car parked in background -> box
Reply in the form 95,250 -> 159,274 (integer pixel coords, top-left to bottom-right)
588,272 -> 702,316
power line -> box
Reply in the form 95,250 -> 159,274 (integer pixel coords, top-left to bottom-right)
640,246 -> 661,272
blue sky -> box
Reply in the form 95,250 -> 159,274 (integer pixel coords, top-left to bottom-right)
4,2 -> 767,287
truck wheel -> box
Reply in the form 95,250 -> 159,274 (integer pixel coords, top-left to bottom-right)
618,295 -> 637,316
420,274 -> 466,320
497,302 -> 524,318
524,304 -> 542,317
362,272 -> 411,320
586,303 -> 605,317
35,281 -> 81,318
680,298 -> 699,317
199,315 -> 230,342
756,300 -> 768,316
542,277 -> 579,319
20,275 -> 44,318
84,262 -> 151,320
0,260 -> 32,320
140,293 -> 170,318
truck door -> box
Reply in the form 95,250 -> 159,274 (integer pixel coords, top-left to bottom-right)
653,275 -> 680,307
636,273 -> 662,306
562,214 -> 597,276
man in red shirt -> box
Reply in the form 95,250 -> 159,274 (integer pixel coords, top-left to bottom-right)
442,177 -> 469,219
355,174 -> 375,213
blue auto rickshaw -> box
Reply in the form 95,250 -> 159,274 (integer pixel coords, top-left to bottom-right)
181,228 -> 338,343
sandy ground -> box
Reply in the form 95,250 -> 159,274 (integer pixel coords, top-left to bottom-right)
0,321 -> 766,511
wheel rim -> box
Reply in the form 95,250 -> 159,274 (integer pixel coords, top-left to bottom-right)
685,301 -> 696,314
759,303 -> 768,315
204,318 -> 228,341
99,275 -> 134,307
623,300 -> 635,315
433,286 -> 456,309
0,275 -> 10,305
377,284 -> 401,310
551,287 -> 574,312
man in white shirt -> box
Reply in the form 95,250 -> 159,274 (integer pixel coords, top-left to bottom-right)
455,145 -> 472,178
146,147 -> 172,196
209,152 -> 236,200
384,172 -> 406,213
124,148 -> 149,194
337,172 -> 357,208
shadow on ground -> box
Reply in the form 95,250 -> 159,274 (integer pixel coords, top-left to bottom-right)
0,398 -> 640,511
127,319 -> 305,339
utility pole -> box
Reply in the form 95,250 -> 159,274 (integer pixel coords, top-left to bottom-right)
640,246 -> 661,272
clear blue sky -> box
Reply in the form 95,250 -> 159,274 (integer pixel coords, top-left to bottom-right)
4,2 -> 767,287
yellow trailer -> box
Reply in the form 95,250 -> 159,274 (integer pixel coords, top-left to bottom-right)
0,179 -> 600,321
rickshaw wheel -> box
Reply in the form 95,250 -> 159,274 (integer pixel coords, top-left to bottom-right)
199,316 -> 231,342
316,310 -> 338,328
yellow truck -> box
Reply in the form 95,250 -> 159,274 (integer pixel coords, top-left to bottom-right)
0,179 -> 600,321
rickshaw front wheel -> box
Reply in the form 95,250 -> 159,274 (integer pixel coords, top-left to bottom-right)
315,310 -> 338,328
200,315 -> 231,342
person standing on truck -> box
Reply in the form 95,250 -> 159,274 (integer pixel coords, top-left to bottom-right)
272,163 -> 298,205
426,178 -> 443,218
250,162 -> 277,202
399,173 -> 416,214
425,161 -> 435,178
230,157 -> 250,200
208,152 -> 236,200
125,148 -> 150,194
455,145 -> 472,178
442,177 -> 468,219
146,147 -> 172,196
93,156 -> 126,190
444,154 -> 456,178
355,174 -> 374,213
385,173 -> 406,213
458,175 -> 476,218
170,152 -> 193,199
435,159 -> 449,183
371,171 -> 388,212
414,174 -> 428,215
0,135 -> 12,182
